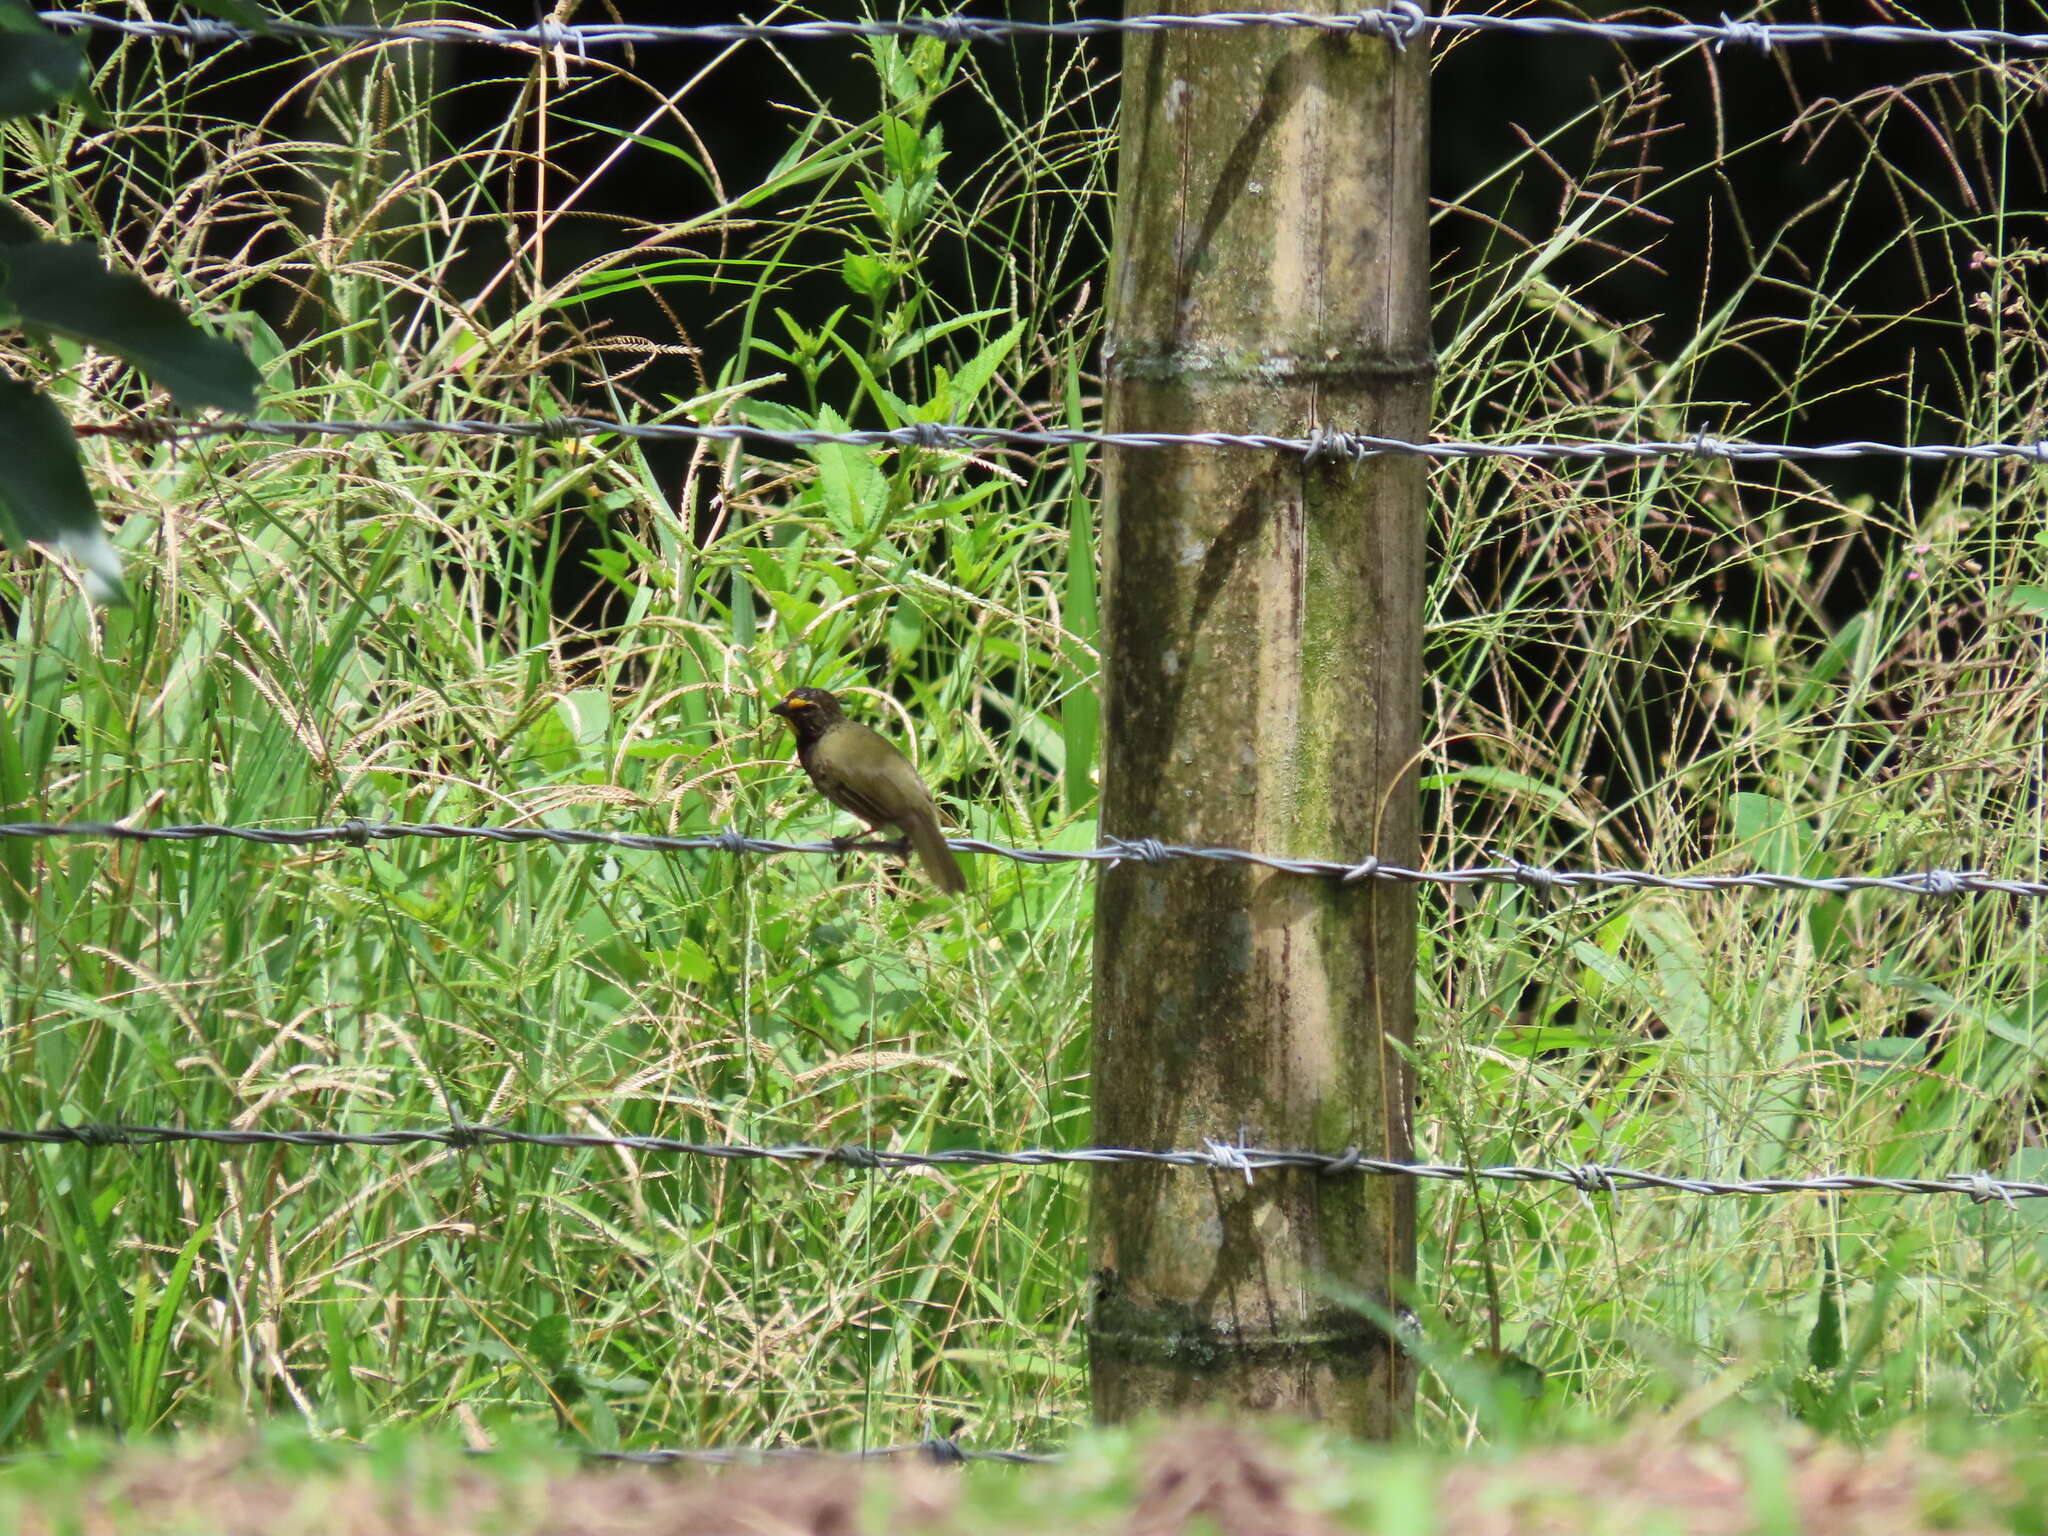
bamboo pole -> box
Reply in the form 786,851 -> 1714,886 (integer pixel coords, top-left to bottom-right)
1088,0 -> 1430,1432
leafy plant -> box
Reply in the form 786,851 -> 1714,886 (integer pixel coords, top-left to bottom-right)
0,0 -> 260,601
3,0 -> 2047,1461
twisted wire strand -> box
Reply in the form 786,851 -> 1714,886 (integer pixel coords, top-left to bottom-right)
34,7 -> 2048,54
6,1122 -> 2044,1202
585,1440 -> 1057,1466
1,820 -> 2039,901
71,413 -> 2048,465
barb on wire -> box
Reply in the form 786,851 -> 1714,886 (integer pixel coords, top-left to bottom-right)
2,819 -> 2043,902
8,1121 -> 2048,1202
34,7 -> 2048,55
71,412 -> 2048,465
585,1440 -> 1057,1467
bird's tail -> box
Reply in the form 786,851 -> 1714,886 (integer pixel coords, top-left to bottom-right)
907,810 -> 968,895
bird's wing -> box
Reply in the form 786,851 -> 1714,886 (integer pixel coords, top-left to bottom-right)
820,775 -> 904,831
807,724 -> 940,832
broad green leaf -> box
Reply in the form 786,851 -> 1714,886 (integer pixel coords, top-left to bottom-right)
887,598 -> 924,664
818,329 -> 903,427
1807,1236 -> 1843,1373
1420,763 -> 1585,825
2005,584 -> 2048,618
1729,791 -> 1816,874
738,398 -> 811,436
1785,610 -> 1868,716
0,376 -> 124,601
216,305 -> 290,388
871,36 -> 918,104
880,118 -> 943,180
880,305 -> 1006,368
1628,905 -> 1715,1047
808,404 -> 889,543
841,250 -> 894,301
554,687 -> 611,750
1569,937 -> 1635,995
322,1296 -> 363,1434
762,587 -> 824,636
131,1219 -> 214,1431
0,1 -> 87,120
526,1313 -> 572,1375
0,236 -> 261,409
944,320 -> 1024,415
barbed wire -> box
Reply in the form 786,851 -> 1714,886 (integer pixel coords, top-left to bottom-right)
1,818 -> 2042,901
8,1121 -> 2046,1203
35,6 -> 2048,56
583,1440 -> 1057,1467
0,1437 -> 1060,1474
72,413 -> 2048,466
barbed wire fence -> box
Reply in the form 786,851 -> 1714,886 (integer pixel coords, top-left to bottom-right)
33,7 -> 2048,53
13,809 -> 2048,1201
14,0 -> 2048,1463
11,1121 -> 2048,1204
69,413 -> 2048,465
4,817 -> 2043,898
583,1439 -> 1060,1466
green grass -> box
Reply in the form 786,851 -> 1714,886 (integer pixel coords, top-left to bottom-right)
2,0 -> 2047,1458
2,1410 -> 2046,1535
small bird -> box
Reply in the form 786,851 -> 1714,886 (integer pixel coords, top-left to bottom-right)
768,686 -> 968,895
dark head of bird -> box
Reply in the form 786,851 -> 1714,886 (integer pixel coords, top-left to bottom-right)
768,686 -> 845,746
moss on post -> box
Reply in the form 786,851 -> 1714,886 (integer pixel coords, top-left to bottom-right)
1088,0 -> 1431,1433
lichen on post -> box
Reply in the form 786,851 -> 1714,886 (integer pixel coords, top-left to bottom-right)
1088,0 -> 1431,1433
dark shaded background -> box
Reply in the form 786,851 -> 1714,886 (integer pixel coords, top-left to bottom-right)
156,1 -> 2040,520
416,1 -> 2039,485
143,0 -> 2047,782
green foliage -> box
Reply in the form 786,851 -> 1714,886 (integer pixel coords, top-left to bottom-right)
0,6 -> 258,602
0,5 -> 1105,1451
0,209 -> 260,408
1413,26 -> 2048,1439
0,377 -> 105,582
1,0 -> 2046,1464
0,1 -> 85,120
1,1413 -> 2046,1533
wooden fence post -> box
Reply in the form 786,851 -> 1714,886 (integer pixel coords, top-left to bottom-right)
1088,0 -> 1431,1432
